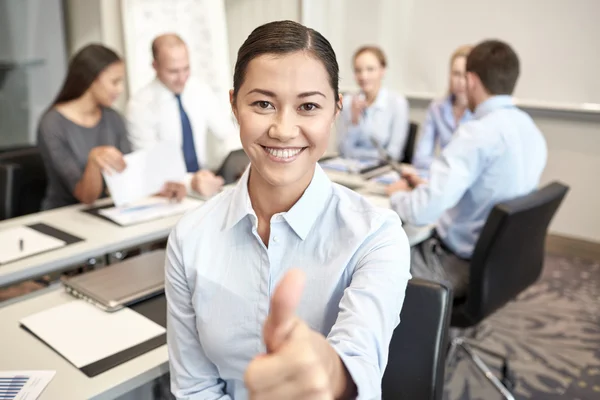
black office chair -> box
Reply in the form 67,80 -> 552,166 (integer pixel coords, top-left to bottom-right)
382,278 -> 452,400
400,122 -> 419,164
447,182 -> 569,399
216,149 -> 250,184
0,147 -> 47,220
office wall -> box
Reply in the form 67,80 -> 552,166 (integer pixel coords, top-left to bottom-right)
64,0 -> 127,112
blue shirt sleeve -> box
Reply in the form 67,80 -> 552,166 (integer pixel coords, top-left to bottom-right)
165,227 -> 233,400
390,122 -> 485,226
383,95 -> 409,161
412,101 -> 438,176
327,213 -> 411,399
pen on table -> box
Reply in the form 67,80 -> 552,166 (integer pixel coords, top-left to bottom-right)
19,238 -> 24,252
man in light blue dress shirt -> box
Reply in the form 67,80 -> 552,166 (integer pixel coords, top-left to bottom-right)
387,40 -> 547,297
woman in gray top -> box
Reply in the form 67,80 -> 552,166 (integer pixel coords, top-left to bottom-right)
38,44 -> 184,209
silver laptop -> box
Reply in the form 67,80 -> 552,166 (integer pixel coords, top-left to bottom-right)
61,250 -> 166,312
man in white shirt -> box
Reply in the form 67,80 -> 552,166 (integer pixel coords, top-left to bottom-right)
126,34 -> 236,196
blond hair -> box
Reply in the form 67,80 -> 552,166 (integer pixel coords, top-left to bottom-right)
448,44 -> 472,95
353,45 -> 387,68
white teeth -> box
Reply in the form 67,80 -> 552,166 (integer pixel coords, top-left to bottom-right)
266,147 -> 302,159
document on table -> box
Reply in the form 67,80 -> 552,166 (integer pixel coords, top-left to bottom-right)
368,170 -> 401,184
98,196 -> 203,226
0,371 -> 55,400
103,141 -> 187,207
20,301 -> 165,369
319,157 -> 381,173
0,226 -> 66,265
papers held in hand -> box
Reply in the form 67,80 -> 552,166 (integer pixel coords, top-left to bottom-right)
103,141 -> 187,207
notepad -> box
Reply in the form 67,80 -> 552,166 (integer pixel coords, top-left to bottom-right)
97,196 -> 202,226
0,371 -> 55,400
103,141 -> 187,206
0,226 -> 66,265
20,301 -> 165,369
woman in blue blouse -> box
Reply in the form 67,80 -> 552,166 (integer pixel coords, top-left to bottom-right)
413,45 -> 473,177
165,21 -> 411,399
337,46 -> 409,161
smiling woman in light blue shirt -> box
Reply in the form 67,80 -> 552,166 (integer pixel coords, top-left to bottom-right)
413,45 -> 473,177
337,46 -> 409,161
165,21 -> 411,400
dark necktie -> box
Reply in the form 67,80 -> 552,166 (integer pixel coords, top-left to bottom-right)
175,94 -> 200,172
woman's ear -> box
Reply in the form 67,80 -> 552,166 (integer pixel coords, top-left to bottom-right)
229,89 -> 239,123
335,93 -> 343,118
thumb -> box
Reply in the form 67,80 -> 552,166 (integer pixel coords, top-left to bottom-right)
264,268 -> 306,353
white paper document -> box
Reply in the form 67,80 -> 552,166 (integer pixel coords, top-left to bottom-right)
20,301 -> 165,369
0,227 -> 66,265
319,157 -> 381,173
0,371 -> 55,400
98,196 -> 202,226
103,141 -> 187,206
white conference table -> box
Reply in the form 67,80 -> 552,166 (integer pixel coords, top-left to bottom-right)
0,169 -> 429,289
0,198 -> 203,288
0,285 -> 168,400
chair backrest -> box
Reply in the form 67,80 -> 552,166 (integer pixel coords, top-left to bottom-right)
400,122 -> 419,164
461,182 -> 569,325
216,149 -> 250,184
382,278 -> 452,400
0,147 -> 47,220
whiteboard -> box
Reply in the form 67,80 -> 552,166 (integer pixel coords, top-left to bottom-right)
121,0 -> 231,105
302,0 -> 600,113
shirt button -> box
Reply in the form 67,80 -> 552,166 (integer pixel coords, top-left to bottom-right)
272,236 -> 278,243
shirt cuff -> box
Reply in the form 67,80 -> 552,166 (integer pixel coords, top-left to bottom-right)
331,346 -> 381,400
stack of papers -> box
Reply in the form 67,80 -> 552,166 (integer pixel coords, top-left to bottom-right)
98,197 -> 202,226
0,226 -> 66,265
320,157 -> 381,173
0,371 -> 55,400
20,301 -> 166,369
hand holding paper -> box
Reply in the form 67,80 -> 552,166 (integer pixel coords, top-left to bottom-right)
103,142 -> 187,206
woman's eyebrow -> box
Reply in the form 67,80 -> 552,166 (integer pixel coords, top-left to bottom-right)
246,89 -> 326,99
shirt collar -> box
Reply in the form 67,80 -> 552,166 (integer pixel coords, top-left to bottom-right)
474,95 -> 514,119
224,164 -> 333,240
370,87 -> 389,111
153,77 -> 182,100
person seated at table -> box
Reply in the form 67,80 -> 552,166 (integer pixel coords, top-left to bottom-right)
386,40 -> 547,298
165,20 -> 411,399
38,44 -> 185,210
337,46 -> 409,161
127,34 -> 236,198
412,45 -> 473,178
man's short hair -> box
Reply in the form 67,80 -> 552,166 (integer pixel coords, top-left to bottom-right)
466,40 -> 520,95
151,33 -> 186,61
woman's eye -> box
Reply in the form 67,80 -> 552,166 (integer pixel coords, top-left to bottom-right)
254,101 -> 272,109
300,103 -> 319,112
